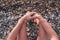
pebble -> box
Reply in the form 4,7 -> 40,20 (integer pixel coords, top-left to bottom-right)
0,0 -> 60,40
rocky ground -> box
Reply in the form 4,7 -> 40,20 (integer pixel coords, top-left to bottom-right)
0,0 -> 60,40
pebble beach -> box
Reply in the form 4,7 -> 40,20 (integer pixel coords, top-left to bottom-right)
0,0 -> 60,40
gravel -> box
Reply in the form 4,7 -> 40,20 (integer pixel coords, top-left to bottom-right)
0,0 -> 60,40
